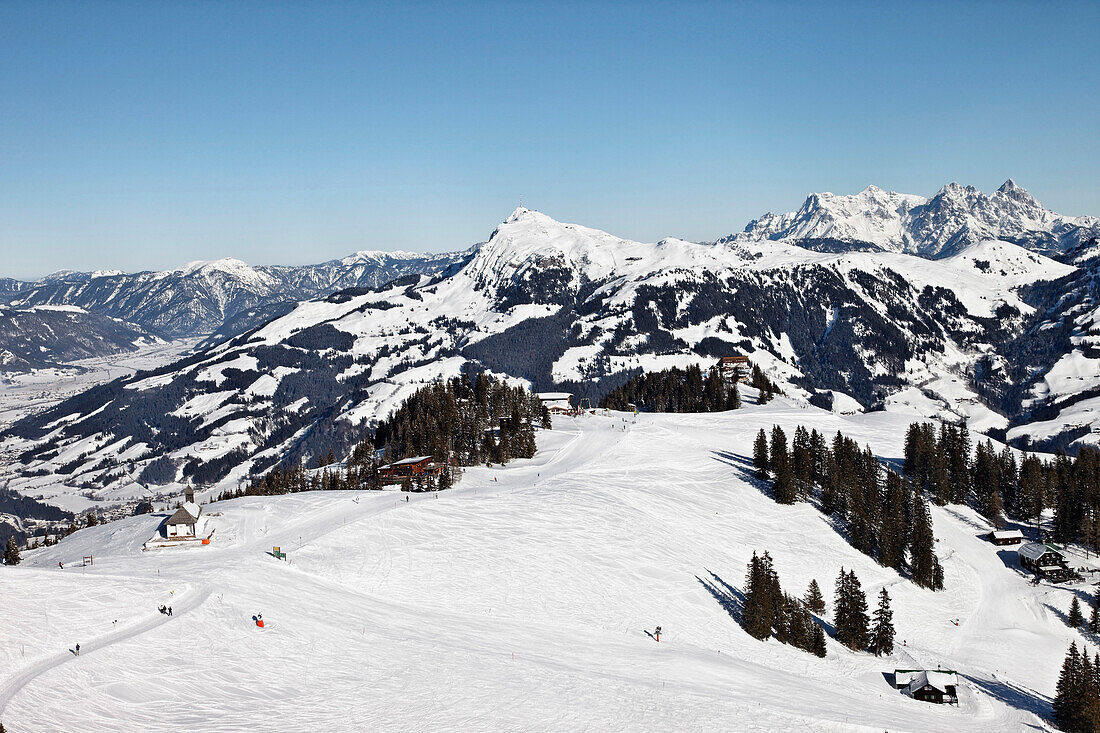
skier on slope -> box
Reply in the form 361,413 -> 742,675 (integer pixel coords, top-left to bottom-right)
75,644 -> 80,656
654,626 -> 662,642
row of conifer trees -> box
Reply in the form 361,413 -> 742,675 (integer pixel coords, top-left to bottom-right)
741,552 -> 895,658
600,363 -> 782,413
905,421 -> 1100,552
753,425 -> 944,590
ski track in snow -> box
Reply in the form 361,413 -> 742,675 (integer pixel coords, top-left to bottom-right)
0,405 -> 1075,731
0,584 -> 212,716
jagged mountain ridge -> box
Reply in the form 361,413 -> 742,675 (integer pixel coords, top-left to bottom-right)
727,180 -> 1100,259
2,250 -> 468,338
5,203 -> 1096,511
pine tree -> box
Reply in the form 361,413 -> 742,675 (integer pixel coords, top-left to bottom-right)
1069,596 -> 1084,629
810,622 -> 827,658
804,579 -> 825,614
742,552 -> 773,640
3,537 -> 20,566
1090,593 -> 1100,634
909,497 -> 944,591
753,429 -> 770,478
869,588 -> 895,656
1054,642 -> 1085,733
833,568 -> 870,651
86,511 -> 99,527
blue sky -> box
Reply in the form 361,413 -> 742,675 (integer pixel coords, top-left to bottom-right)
1,1 -> 1098,279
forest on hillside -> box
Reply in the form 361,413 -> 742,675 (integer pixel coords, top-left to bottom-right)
600,363 -> 780,412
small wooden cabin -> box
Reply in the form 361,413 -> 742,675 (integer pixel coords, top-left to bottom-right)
988,529 -> 1025,546
894,669 -> 959,705
1018,542 -> 1073,580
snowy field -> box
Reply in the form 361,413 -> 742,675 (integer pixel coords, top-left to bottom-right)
0,401 -> 1078,731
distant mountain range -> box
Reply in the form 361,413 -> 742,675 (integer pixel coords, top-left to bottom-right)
1,250 -> 468,340
7,181 -> 1100,510
726,179 -> 1100,258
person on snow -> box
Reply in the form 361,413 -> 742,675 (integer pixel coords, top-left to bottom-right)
654,626 -> 662,642
58,561 -> 63,569
75,644 -> 80,656
167,606 -> 172,616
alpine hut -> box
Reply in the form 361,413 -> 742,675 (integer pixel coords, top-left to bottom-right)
1017,542 -> 1073,580
894,669 -> 959,705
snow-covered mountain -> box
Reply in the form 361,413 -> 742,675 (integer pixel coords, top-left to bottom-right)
6,201 -> 1098,509
1,250 -> 467,338
729,180 -> 1100,258
0,305 -> 164,372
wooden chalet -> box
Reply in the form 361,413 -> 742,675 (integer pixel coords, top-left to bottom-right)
536,392 -> 573,414
894,669 -> 959,705
988,529 -> 1025,546
378,456 -> 443,484
1018,542 -> 1074,580
718,355 -> 751,383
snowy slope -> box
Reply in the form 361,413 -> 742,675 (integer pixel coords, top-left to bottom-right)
0,407 -> 1069,731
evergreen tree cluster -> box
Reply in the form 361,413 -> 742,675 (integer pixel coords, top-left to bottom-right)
750,365 -> 782,405
740,555 -> 896,659
742,551 -> 827,657
905,421 -> 1100,550
832,568 -> 895,656
600,364 -> 741,413
754,425 -> 945,590
1054,642 -> 1100,733
371,373 -> 547,467
222,374 -> 545,502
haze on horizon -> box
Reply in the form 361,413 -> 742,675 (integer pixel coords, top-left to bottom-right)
1,0 -> 1097,280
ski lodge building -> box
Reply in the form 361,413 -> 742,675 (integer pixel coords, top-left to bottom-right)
378,456 -> 443,484
987,529 -> 1025,546
718,356 -> 751,383
1018,542 -> 1073,580
893,669 -> 959,705
536,392 -> 573,414
164,487 -> 207,539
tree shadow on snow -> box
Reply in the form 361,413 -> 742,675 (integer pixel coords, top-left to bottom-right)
962,674 -> 1050,727
697,570 -> 746,625
711,450 -> 775,500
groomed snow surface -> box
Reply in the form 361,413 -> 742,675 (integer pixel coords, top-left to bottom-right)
0,403 -> 1073,731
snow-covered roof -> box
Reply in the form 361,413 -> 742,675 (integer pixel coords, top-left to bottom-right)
166,507 -> 197,526
896,670 -> 958,692
182,501 -> 201,520
908,670 -> 958,694
990,530 -> 1024,540
383,456 -> 433,468
1018,542 -> 1062,562
536,392 -> 572,401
